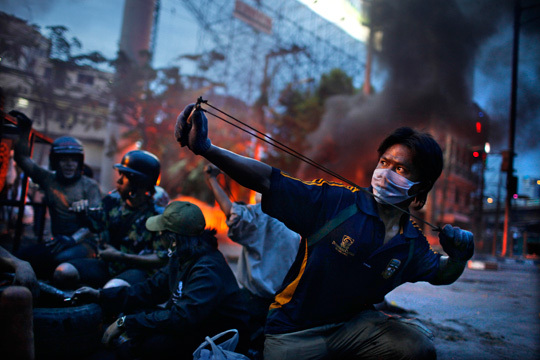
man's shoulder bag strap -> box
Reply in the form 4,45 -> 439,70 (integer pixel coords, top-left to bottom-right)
307,203 -> 359,247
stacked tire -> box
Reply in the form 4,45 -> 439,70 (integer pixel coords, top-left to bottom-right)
33,303 -> 103,359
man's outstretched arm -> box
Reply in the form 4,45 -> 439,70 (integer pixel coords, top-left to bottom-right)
176,104 -> 272,194
203,145 -> 272,194
431,225 -> 474,285
432,256 -> 467,285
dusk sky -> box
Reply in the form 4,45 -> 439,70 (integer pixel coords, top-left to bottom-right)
3,0 -> 539,195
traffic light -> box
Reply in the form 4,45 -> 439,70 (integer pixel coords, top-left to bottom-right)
472,149 -> 487,164
472,143 -> 489,163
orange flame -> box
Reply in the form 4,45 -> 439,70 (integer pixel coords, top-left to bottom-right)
173,195 -> 228,233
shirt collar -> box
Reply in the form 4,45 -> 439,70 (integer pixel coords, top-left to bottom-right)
361,186 -> 421,239
357,187 -> 379,217
401,216 -> 422,238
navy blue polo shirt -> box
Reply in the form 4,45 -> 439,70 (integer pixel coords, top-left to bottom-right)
261,168 -> 441,335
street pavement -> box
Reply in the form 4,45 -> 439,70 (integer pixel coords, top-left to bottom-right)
385,257 -> 540,360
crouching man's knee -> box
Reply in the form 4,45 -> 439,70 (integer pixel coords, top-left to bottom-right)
386,317 -> 436,360
103,278 -> 131,289
53,262 -> 80,289
341,312 -> 437,360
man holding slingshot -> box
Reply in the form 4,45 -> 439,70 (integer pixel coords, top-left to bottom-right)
175,101 -> 474,360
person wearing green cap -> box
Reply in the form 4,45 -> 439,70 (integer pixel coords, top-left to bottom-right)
72,200 -> 249,359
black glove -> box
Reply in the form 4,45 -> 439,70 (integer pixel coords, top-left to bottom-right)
175,103 -> 195,147
46,235 -> 77,255
438,225 -> 474,262
190,106 -> 212,155
175,104 -> 211,155
9,110 -> 33,131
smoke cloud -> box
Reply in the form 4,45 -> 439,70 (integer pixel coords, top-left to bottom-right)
299,0 -> 539,184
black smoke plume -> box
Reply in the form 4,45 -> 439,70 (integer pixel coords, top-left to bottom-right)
298,0 -> 539,185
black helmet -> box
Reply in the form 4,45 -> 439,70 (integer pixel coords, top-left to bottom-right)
114,150 -> 160,189
49,136 -> 84,175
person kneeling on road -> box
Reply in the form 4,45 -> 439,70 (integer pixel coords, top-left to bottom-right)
175,103 -> 474,360
73,200 -> 249,360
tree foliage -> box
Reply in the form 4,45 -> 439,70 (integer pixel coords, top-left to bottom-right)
109,49 -> 253,201
0,12 -> 41,67
265,68 -> 356,175
317,68 -> 355,102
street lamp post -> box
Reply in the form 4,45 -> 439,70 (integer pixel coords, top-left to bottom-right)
492,167 -> 503,256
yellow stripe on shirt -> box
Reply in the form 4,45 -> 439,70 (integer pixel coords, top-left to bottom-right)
270,240 -> 308,310
280,171 -> 360,193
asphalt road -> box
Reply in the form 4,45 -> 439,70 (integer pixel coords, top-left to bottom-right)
385,259 -> 540,360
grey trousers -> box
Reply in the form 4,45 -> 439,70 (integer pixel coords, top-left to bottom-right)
264,310 -> 436,360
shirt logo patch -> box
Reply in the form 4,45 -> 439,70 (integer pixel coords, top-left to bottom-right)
332,235 -> 356,256
382,259 -> 401,279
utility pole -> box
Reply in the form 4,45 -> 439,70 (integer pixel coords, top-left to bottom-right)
502,0 -> 521,257
492,167 -> 503,256
100,0 -> 157,191
478,153 -> 486,249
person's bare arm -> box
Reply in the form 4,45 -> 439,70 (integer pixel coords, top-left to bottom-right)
203,145 -> 272,194
204,164 -> 233,217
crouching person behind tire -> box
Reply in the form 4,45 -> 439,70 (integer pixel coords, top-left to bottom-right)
73,201 -> 250,360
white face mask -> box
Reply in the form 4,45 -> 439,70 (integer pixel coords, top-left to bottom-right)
371,168 -> 420,205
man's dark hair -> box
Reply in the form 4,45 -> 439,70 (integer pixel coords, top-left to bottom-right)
377,127 -> 443,209
162,228 -> 218,264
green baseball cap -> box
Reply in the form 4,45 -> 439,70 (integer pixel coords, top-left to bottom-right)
145,201 -> 206,236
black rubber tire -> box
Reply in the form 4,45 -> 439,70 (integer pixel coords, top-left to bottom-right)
33,303 -> 103,359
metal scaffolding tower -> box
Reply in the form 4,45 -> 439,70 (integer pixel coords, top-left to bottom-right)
178,0 -> 367,107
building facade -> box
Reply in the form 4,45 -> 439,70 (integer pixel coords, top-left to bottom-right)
0,12 -> 112,186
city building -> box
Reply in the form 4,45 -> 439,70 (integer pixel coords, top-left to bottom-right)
521,176 -> 540,200
0,11 -> 112,184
